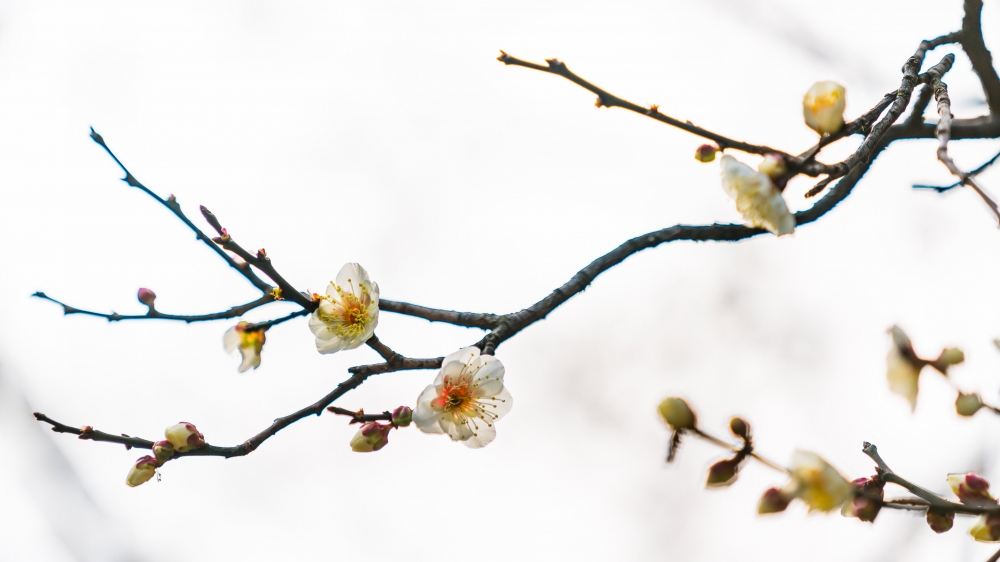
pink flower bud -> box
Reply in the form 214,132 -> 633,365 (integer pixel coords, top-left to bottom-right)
757,487 -> 791,514
948,472 -> 997,507
350,422 -> 392,452
706,458 -> 740,488
164,422 -> 205,453
126,456 -> 158,487
137,288 -> 157,308
152,440 -> 175,464
925,508 -> 954,534
841,477 -> 883,522
391,406 -> 413,428
694,144 -> 719,163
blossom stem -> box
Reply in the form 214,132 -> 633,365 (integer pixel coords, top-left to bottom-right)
691,428 -> 790,474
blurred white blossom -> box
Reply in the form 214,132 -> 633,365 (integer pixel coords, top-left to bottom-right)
720,154 -> 795,236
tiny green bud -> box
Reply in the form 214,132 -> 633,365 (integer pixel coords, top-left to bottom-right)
657,397 -> 696,431
956,393 -> 984,417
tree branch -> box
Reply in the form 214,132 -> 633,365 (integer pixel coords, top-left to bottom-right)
31,291 -> 275,323
930,72 -> 1000,224
89,128 -> 274,294
378,299 -> 500,329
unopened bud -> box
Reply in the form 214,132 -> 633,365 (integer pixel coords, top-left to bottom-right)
803,80 -> 846,135
757,154 -> 787,180
729,417 -> 750,440
971,513 -> 1000,542
758,487 -> 791,514
925,508 -> 954,534
350,422 -> 391,452
126,455 -> 158,487
841,478 -> 883,523
694,144 -> 720,163
931,347 -> 965,374
956,393 -> 984,417
137,288 -> 156,308
706,458 -> 740,488
948,472 -> 996,507
657,397 -> 696,431
391,406 -> 413,428
152,440 -> 175,463
164,422 -> 205,453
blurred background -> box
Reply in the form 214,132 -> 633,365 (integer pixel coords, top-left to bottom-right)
1,0 -> 999,560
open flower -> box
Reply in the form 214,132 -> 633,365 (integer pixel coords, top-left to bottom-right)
308,263 -> 379,354
803,80 -> 846,135
782,450 -> 853,512
719,155 -> 795,236
223,322 -> 266,372
413,347 -> 512,448
126,456 -> 158,487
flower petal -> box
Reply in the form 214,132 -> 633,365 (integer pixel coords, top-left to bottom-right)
316,336 -> 350,355
223,326 -> 241,354
335,262 -> 371,299
462,420 -> 497,449
414,385 -> 445,434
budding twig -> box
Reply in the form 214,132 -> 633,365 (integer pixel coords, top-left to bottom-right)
689,428 -> 790,475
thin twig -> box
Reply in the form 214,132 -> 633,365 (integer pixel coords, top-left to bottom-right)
931,72 -> 1000,225
32,292 -> 275,323
690,428 -> 790,474
89,128 -> 274,294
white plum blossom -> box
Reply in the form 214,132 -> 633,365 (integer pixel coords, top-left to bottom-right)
413,347 -> 512,448
720,154 -> 795,236
784,450 -> 853,512
803,80 -> 846,135
223,321 -> 266,373
308,263 -> 379,354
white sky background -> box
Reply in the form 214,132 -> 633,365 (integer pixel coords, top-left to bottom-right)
1,0 -> 1000,560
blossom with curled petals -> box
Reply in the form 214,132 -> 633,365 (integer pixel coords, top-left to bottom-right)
223,322 -> 266,373
720,155 -> 795,236
783,450 -> 853,512
308,263 -> 379,354
413,347 -> 512,448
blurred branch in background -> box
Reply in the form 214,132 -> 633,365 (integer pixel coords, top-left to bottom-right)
0,365 -> 142,562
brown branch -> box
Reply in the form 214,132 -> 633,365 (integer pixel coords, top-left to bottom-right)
379,299 -> 500,329
89,128 -> 274,294
31,292 -> 275,323
325,406 -> 393,423
199,206 -> 316,311
497,52 -> 790,158
804,54 -> 953,197
961,0 -> 1000,116
914,148 -> 1000,191
931,71 -> 1000,225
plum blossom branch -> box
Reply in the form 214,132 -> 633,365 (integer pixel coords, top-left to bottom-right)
88,128 -> 274,294
31,291 -> 275,323
930,73 -> 1000,224
34,0 -> 1000,475
914,148 -> 1000,192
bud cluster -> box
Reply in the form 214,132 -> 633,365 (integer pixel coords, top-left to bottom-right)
126,422 -> 206,488
346,406 -> 414,453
